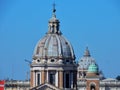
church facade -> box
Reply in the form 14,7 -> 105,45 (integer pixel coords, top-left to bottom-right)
29,6 -> 120,90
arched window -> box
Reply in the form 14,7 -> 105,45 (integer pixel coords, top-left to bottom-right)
51,25 -> 55,33
65,73 -> 70,88
51,59 -> 55,62
90,84 -> 96,90
49,72 -> 55,85
37,73 -> 40,85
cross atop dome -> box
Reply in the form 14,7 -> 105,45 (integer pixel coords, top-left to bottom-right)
52,3 -> 56,18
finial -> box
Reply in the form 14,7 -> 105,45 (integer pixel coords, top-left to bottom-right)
52,3 -> 56,17
84,47 -> 91,57
53,3 -> 56,12
86,46 -> 88,50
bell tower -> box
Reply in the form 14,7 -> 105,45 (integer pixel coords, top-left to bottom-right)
86,63 -> 100,90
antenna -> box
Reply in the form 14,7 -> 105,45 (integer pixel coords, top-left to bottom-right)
26,71 -> 29,81
24,59 -> 31,65
24,59 -> 31,81
11,64 -> 14,80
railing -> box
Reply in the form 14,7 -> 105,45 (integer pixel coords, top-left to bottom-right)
77,80 -> 120,87
77,81 -> 86,87
5,80 -> 30,87
100,81 -> 120,87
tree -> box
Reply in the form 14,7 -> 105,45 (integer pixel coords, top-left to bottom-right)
116,75 -> 120,80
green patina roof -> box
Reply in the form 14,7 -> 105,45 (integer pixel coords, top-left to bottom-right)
88,63 -> 98,73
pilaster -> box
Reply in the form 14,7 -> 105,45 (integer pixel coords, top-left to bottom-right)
30,70 -> 34,88
41,70 -> 46,84
58,71 -> 63,89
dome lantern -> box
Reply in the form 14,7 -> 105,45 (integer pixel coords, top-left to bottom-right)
84,47 -> 91,57
32,5 -> 75,64
47,3 -> 61,35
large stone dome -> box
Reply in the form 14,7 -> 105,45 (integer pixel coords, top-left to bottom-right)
32,8 -> 75,64
33,33 -> 75,60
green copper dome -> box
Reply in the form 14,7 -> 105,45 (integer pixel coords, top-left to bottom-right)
88,63 -> 98,73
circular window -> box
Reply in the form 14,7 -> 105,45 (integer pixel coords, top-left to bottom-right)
51,59 -> 55,62
37,59 -> 40,62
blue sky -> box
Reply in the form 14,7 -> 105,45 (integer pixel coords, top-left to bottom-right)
0,0 -> 120,80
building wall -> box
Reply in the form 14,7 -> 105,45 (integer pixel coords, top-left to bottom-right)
5,80 -> 30,90
77,80 -> 120,90
100,80 -> 120,90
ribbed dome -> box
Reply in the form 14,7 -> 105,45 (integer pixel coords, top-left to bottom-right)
32,8 -> 75,63
33,34 -> 75,60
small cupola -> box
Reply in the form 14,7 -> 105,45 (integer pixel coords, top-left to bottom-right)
47,3 -> 61,35
88,63 -> 99,73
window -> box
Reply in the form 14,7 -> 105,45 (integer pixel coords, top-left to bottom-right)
65,42 -> 68,45
51,59 -> 55,62
66,73 -> 70,88
37,59 -> 40,62
49,73 -> 55,85
90,84 -> 96,90
37,74 -> 40,85
66,60 -> 69,62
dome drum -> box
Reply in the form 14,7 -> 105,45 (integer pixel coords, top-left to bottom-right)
32,56 -> 76,65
